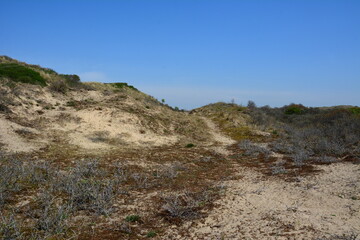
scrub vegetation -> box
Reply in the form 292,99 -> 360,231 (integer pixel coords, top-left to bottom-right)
0,57 -> 359,239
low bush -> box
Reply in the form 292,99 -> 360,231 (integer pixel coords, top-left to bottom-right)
125,215 -> 140,222
349,107 -> 360,115
59,74 -> 80,86
49,79 -> 68,94
284,104 -> 306,115
238,140 -> 271,157
271,164 -> 287,175
34,195 -> 70,238
146,231 -> 157,238
291,151 -> 309,166
160,190 -> 216,222
160,192 -> 201,220
107,82 -> 138,91
185,143 -> 195,148
0,63 -> 47,86
250,102 -> 360,161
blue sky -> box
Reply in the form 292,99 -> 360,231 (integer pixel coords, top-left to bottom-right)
1,0 -> 359,109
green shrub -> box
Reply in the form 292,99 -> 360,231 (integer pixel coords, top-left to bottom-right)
125,215 -> 140,222
146,231 -> 157,238
0,63 -> 47,86
284,104 -> 305,115
66,101 -> 77,107
349,107 -> 360,115
107,82 -> 138,91
185,143 -> 195,148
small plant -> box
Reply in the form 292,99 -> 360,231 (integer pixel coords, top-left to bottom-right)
66,100 -> 77,107
238,140 -> 271,157
154,163 -> 182,179
271,164 -> 287,175
118,222 -> 132,234
0,213 -> 22,239
125,215 -> 140,222
146,231 -> 157,238
88,131 -> 110,143
292,151 -> 309,167
315,155 -> 337,163
35,199 -> 70,238
0,103 -> 10,113
160,190 -> 216,221
14,128 -> 36,138
131,173 -> 150,189
185,143 -> 195,148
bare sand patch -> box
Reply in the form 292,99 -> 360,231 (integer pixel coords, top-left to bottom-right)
165,162 -> 360,239
0,116 -> 43,152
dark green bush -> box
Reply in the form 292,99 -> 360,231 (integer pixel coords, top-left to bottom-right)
0,63 -> 47,86
349,107 -> 360,115
185,143 -> 195,148
125,215 -> 140,222
146,231 -> 157,238
284,104 -> 305,115
107,82 -> 138,91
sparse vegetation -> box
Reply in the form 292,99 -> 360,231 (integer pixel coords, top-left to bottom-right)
1,56 -> 359,239
0,157 -> 124,238
238,140 -> 271,158
146,231 -> 157,238
271,164 -> 287,175
125,215 -> 140,222
284,103 -> 306,115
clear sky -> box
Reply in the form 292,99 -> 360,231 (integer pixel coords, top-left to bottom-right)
1,0 -> 359,109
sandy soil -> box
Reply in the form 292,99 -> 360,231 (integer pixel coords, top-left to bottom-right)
0,116 -> 43,152
201,117 -> 236,155
167,162 -> 360,240
55,109 -> 179,150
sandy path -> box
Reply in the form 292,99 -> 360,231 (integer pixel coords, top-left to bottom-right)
201,117 -> 235,155
184,163 -> 360,239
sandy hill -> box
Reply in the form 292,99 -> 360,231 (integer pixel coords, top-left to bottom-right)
0,56 -> 359,240
0,56 -> 225,155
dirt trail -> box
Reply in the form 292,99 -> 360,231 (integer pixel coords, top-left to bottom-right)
201,117 -> 236,155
